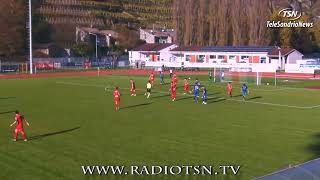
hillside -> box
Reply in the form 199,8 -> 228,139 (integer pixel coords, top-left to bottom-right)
37,0 -> 172,28
34,0 -> 173,47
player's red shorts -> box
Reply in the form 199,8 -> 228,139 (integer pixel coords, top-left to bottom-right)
15,128 -> 24,133
172,92 -> 177,99
184,85 -> 189,92
114,98 -> 120,106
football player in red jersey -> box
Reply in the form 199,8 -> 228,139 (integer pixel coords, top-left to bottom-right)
130,79 -> 136,96
170,81 -> 177,101
228,82 -> 233,98
113,87 -> 121,111
172,73 -> 177,85
10,111 -> 30,141
184,78 -> 189,94
149,72 -> 155,85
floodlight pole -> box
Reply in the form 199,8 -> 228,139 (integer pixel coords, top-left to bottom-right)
275,47 -> 281,86
29,0 -> 33,74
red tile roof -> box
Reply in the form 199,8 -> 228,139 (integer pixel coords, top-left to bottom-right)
141,29 -> 175,37
267,48 -> 296,56
170,46 -> 203,52
131,43 -> 174,51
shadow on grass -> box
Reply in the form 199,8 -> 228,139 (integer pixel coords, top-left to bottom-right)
121,102 -> 152,110
207,97 -> 226,104
207,92 -> 221,96
306,133 -> 320,160
232,94 -> 243,98
0,110 -> 16,114
175,96 -> 193,101
152,94 -> 170,99
247,96 -> 263,100
29,126 -> 80,141
0,97 -> 16,100
159,82 -> 170,85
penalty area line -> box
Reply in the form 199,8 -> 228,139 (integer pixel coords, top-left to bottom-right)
227,99 -> 320,109
56,81 -> 320,110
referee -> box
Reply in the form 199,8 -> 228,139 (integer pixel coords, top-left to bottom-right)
145,80 -> 152,99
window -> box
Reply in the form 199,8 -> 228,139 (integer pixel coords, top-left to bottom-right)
240,56 -> 249,63
260,57 -> 267,63
198,55 -> 205,63
241,56 -> 249,60
229,55 -> 236,60
217,55 -> 224,59
209,55 -> 216,59
186,55 -> 191,61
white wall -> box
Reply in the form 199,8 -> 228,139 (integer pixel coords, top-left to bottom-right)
129,44 -> 178,64
285,64 -> 320,74
139,29 -> 173,44
159,44 -> 178,62
129,51 -> 147,64
171,51 -> 269,64
140,29 -> 155,43
287,50 -> 303,64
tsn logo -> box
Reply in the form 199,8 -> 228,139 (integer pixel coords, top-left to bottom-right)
278,8 -> 302,20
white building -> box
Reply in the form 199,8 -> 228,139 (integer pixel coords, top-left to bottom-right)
139,29 -> 175,44
169,46 -> 303,70
129,43 -> 178,66
130,45 -> 305,72
76,27 -> 119,47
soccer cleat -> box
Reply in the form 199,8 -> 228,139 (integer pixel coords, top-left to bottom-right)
24,139 -> 28,142
12,139 -> 17,141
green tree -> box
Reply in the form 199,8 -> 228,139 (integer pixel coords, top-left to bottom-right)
0,0 -> 26,57
280,28 -> 294,48
73,42 -> 93,57
313,22 -> 320,50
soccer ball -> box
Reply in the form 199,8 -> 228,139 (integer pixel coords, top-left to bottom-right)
267,83 -> 269,86
188,77 -> 191,80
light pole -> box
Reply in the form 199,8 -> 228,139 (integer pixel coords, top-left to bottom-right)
28,0 -> 33,74
278,46 -> 282,70
106,33 -> 113,68
275,46 -> 282,86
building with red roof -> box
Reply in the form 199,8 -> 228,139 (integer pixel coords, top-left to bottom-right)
129,44 -> 304,71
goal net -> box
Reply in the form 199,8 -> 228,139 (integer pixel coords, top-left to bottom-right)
214,67 -> 276,86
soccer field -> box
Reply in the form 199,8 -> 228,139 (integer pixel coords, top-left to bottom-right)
0,74 -> 320,180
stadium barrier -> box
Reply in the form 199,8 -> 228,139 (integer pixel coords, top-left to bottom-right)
285,64 -> 320,74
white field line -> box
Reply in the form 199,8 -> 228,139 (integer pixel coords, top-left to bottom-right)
205,82 -> 320,92
226,99 -> 316,110
55,81 -> 320,110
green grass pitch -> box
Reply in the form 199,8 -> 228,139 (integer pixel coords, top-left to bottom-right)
0,75 -> 320,180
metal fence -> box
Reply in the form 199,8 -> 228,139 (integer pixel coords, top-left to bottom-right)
0,56 -> 130,73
